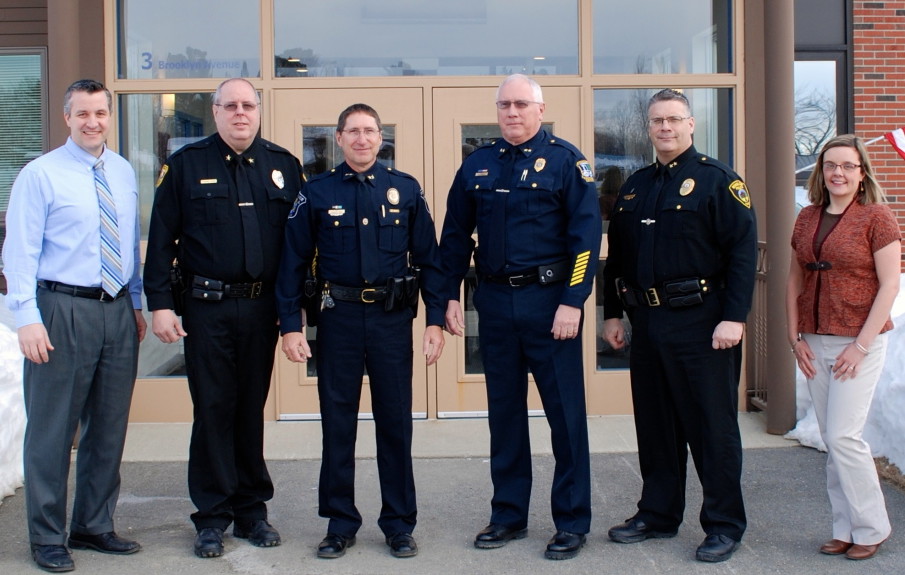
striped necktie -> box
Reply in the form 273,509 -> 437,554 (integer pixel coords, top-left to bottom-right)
94,159 -> 124,297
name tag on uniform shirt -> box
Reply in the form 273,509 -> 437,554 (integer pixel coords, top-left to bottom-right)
199,178 -> 218,184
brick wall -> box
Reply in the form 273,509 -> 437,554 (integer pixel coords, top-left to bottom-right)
853,1 -> 905,238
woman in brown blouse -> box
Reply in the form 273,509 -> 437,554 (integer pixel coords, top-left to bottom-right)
786,134 -> 901,561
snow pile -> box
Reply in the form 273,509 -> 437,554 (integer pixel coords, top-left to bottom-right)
0,295 -> 25,506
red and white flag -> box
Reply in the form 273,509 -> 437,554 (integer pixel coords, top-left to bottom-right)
885,127 -> 905,161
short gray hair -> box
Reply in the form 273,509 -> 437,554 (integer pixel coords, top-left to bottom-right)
496,74 -> 544,103
212,78 -> 261,105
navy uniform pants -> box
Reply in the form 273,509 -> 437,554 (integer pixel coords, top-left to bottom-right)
627,294 -> 747,541
24,288 -> 138,545
316,300 -> 416,538
473,281 -> 592,534
182,295 -> 278,530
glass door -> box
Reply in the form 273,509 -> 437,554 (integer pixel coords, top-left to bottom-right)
271,88 -> 428,420
430,86 -> 600,417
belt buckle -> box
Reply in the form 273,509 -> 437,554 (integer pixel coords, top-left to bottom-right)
249,282 -> 263,299
645,288 -> 661,307
99,290 -> 110,302
508,274 -> 527,287
360,288 -> 377,303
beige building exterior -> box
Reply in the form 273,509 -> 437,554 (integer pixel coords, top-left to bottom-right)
2,1 -> 807,429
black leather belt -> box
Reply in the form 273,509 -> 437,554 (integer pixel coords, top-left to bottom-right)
482,271 -> 541,287
482,260 -> 568,288
190,275 -> 266,300
329,283 -> 388,303
617,277 -> 717,308
38,280 -> 128,302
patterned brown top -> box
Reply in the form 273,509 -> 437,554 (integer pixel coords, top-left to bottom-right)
791,199 -> 901,337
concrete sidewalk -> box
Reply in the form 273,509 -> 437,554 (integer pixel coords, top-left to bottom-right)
1,413 -> 902,574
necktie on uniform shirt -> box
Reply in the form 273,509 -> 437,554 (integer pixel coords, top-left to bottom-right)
94,159 -> 124,297
356,172 -> 380,285
486,146 -> 518,273
235,155 -> 264,279
636,167 -> 667,290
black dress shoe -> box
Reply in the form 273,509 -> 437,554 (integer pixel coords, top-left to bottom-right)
317,533 -> 356,559
31,544 -> 74,573
696,533 -> 740,562
69,531 -> 141,555
234,519 -> 281,547
474,523 -> 528,549
608,517 -> 678,544
194,527 -> 224,558
544,530 -> 587,560
386,532 -> 418,558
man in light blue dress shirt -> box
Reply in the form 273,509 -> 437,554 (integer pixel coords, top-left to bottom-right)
2,79 -> 146,573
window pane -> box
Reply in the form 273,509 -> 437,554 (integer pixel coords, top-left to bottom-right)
117,0 -> 260,79
274,0 -> 578,77
459,125 -> 502,374
0,52 -> 44,269
120,92 -> 217,378
592,87 -> 734,370
594,0 -> 733,74
794,60 -> 837,193
119,93 -> 215,238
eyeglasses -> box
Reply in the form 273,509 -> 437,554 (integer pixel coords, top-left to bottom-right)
822,161 -> 862,173
214,102 -> 259,113
647,116 -> 691,127
495,100 -> 542,110
342,128 -> 381,139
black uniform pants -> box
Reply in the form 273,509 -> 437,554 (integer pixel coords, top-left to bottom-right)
473,281 -> 592,534
627,295 -> 746,540
182,295 -> 278,530
315,300 -> 416,538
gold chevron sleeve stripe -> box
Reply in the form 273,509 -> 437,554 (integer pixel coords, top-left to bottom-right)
569,251 -> 591,286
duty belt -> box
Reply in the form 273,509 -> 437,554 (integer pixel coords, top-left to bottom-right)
329,283 -> 388,303
481,260 -> 568,288
190,275 -> 266,300
38,280 -> 128,302
616,277 -> 717,308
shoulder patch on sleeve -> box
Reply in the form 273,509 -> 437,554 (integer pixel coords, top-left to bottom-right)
288,191 -> 307,219
577,160 -> 594,183
155,164 -> 169,188
728,179 -> 751,209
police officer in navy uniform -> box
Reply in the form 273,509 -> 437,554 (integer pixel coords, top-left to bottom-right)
144,78 -> 304,558
602,89 -> 757,563
439,74 -> 601,561
276,103 -> 445,560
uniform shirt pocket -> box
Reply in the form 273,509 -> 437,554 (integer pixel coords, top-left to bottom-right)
378,206 -> 409,253
319,208 -> 356,254
266,185 -> 295,226
190,183 -> 230,225
660,194 -> 705,239
516,173 -> 556,216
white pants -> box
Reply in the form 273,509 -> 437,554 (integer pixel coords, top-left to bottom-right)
804,333 -> 891,545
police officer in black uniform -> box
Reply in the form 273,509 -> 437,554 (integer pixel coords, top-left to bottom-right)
602,89 -> 757,563
439,74 -> 601,561
276,103 -> 445,560
144,78 -> 304,559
